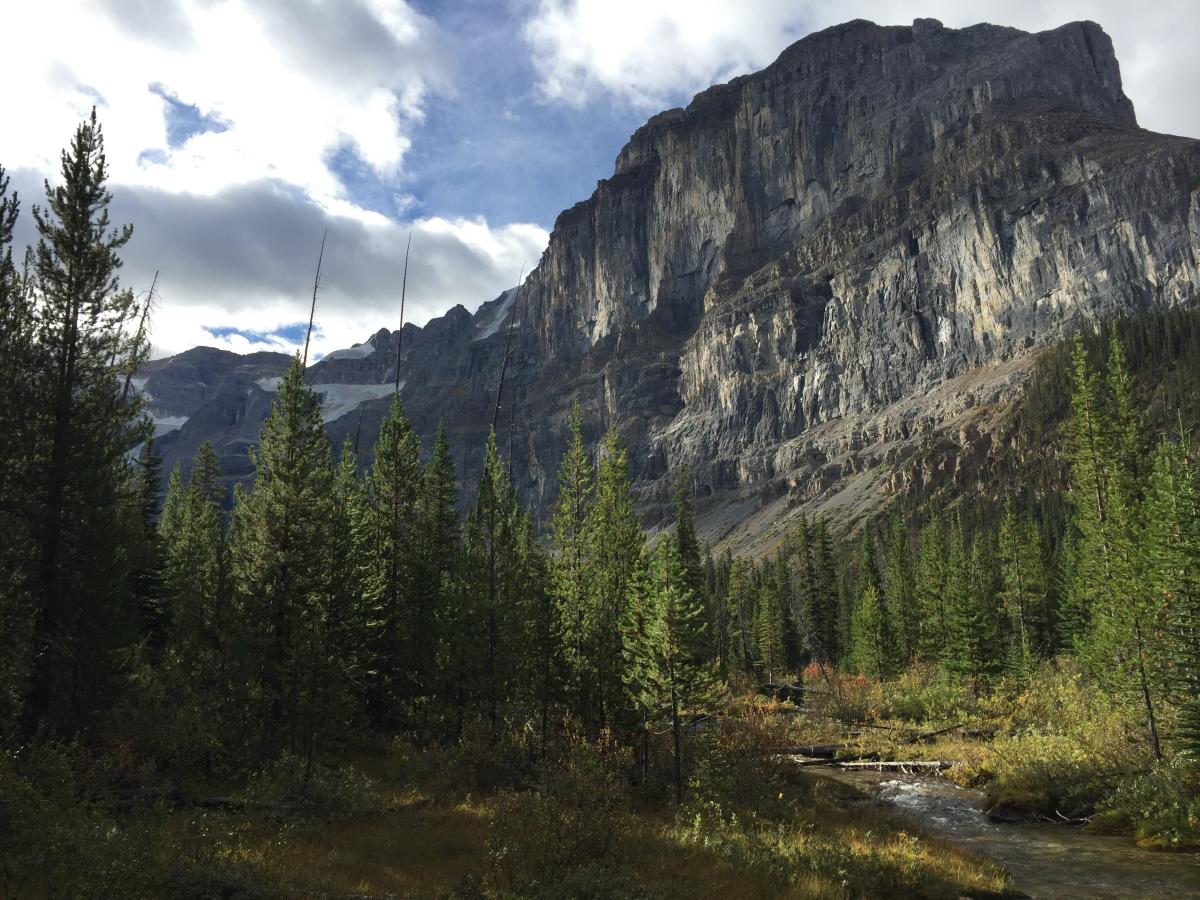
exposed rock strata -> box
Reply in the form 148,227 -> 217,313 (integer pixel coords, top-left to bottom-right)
141,18 -> 1200,549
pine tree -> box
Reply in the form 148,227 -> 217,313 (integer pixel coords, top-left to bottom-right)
549,404 -> 597,728
0,168 -> 34,730
915,516 -> 948,660
673,467 -> 705,605
882,515 -> 916,664
230,356 -> 335,756
1067,334 -> 1164,758
461,431 -> 525,738
850,582 -> 894,680
754,563 -> 787,682
589,428 -> 645,734
23,111 -> 149,736
622,536 -> 713,803
360,394 -> 422,726
998,501 -> 1048,671
809,518 -> 840,666
416,421 -> 458,717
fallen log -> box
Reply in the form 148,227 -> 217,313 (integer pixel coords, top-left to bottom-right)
781,751 -> 880,767
768,743 -> 842,758
834,760 -> 952,772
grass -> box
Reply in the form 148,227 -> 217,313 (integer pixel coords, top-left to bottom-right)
209,758 -> 1009,899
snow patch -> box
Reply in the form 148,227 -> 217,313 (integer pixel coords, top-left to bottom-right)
324,342 -> 377,361
474,287 -> 519,341
152,415 -> 188,438
936,315 -> 954,349
311,383 -> 396,424
256,376 -> 282,392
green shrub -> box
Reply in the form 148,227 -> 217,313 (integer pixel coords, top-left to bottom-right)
245,750 -> 381,818
487,742 -> 627,893
0,747 -> 168,898
1096,757 -> 1200,849
882,665 -> 970,723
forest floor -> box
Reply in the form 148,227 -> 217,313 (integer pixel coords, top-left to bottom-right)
163,730 -> 1016,900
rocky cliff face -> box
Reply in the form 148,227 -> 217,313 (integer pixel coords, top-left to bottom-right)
143,18 -> 1200,551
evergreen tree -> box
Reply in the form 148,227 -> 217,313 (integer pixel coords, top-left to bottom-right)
726,558 -> 756,673
915,516 -> 948,660
461,431 -> 525,738
360,394 -> 422,726
841,531 -> 881,668
416,421 -> 458,716
162,443 -> 230,683
589,428 -> 644,733
849,582 -> 895,680
754,561 -> 787,682
1067,334 -> 1164,758
673,467 -> 705,606
809,518 -> 840,666
549,404 -> 596,728
882,515 -> 916,664
622,536 -> 713,803
0,167 -> 36,734
998,501 -> 1048,671
23,111 -> 149,736
229,356 -> 335,756
942,524 -> 1004,695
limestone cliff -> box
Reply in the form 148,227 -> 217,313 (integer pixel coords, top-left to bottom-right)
141,18 -> 1200,552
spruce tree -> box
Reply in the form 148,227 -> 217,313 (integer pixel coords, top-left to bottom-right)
622,536 -> 713,803
754,565 -> 787,682
882,515 -> 916,665
549,404 -> 596,727
24,111 -> 149,736
809,518 -> 840,666
849,582 -> 894,680
461,431 -> 524,738
230,356 -> 335,756
361,394 -> 422,726
589,428 -> 645,733
915,516 -> 948,660
416,421 -> 458,715
942,524 -> 1004,695
1067,334 -> 1164,758
998,501 -> 1048,671
673,467 -> 705,605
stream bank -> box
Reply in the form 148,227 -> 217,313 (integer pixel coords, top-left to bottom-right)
817,768 -> 1200,899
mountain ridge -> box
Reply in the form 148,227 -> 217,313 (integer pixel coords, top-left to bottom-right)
137,17 -> 1200,553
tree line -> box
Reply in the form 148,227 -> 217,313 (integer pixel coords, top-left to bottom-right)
2,113 -> 1196,804
0,114 -> 718,803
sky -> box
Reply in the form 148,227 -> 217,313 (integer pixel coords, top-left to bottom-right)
2,0 -> 1197,360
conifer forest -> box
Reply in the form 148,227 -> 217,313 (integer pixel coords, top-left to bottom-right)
4,35 -> 1200,900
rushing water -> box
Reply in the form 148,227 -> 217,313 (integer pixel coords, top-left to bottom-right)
821,769 -> 1200,899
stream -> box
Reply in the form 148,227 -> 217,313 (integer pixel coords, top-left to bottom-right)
820,769 -> 1200,898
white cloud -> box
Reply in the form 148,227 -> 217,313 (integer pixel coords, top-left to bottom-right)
0,0 -> 549,359
524,0 -> 1200,138
1,0 -> 447,199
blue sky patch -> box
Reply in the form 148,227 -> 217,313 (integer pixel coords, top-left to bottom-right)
150,82 -> 230,149
206,322 -> 317,346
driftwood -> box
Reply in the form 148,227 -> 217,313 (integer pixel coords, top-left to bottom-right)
835,760 -> 952,772
785,751 -> 880,767
767,743 -> 842,758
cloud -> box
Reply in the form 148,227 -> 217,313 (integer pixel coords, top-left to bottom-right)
523,0 -> 1200,138
0,1 -> 547,360
6,166 -> 547,359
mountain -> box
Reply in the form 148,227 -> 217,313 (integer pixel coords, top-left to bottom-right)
139,17 -> 1200,553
